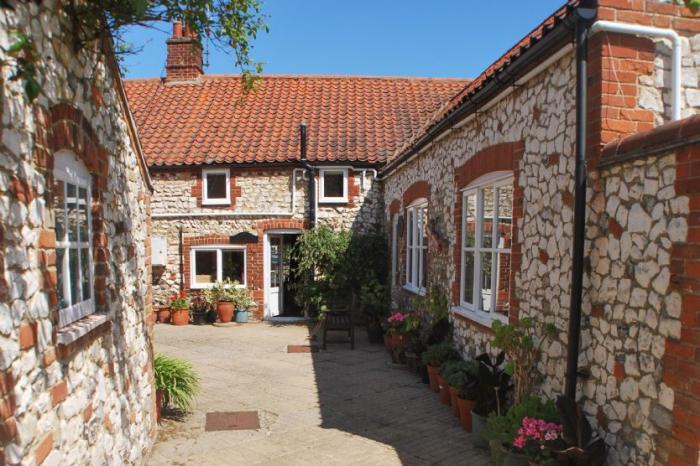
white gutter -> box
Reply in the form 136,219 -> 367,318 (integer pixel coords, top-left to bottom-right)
590,20 -> 682,121
152,168 -> 306,219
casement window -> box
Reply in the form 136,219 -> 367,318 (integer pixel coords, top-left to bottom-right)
202,168 -> 231,205
391,214 -> 399,286
319,168 -> 348,203
405,200 -> 428,294
191,246 -> 246,288
54,152 -> 94,327
459,173 -> 513,324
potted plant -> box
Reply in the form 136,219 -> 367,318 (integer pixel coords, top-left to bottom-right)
447,360 -> 479,431
153,354 -> 200,421
482,396 -> 559,466
383,311 -> 408,363
421,342 -> 459,393
472,352 -> 511,449
169,290 -> 189,325
233,286 -> 255,323
439,359 -> 464,409
190,295 -> 208,325
155,305 -> 171,324
204,279 -> 237,323
549,395 -> 606,466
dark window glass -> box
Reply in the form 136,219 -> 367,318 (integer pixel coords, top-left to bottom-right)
222,250 -> 245,284
323,172 -> 344,199
194,250 -> 217,284
206,173 -> 228,200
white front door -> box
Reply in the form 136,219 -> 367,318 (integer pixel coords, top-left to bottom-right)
268,235 -> 283,317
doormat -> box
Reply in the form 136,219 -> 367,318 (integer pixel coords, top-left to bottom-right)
205,411 -> 260,431
287,345 -> 319,353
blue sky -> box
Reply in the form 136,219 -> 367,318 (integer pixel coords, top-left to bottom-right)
121,0 -> 565,80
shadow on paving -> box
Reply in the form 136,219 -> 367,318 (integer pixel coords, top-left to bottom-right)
311,327 -> 490,466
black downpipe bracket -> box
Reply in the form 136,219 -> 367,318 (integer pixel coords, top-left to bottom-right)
565,6 -> 596,401
299,122 -> 315,228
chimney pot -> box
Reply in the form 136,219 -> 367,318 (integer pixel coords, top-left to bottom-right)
172,22 -> 182,37
184,23 -> 192,37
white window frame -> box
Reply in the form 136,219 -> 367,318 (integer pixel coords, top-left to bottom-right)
391,214 -> 399,286
190,245 -> 247,289
54,150 -> 94,328
319,168 -> 348,203
456,172 -> 512,326
202,168 -> 231,205
404,199 -> 428,295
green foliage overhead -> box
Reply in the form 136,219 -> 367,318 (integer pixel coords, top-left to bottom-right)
154,354 -> 200,413
678,0 -> 700,11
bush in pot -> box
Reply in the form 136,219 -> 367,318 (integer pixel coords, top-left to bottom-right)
204,279 -> 239,323
439,359 -> 464,409
421,342 -> 459,393
153,354 -> 200,421
447,361 -> 479,431
190,295 -> 209,325
169,290 -> 190,325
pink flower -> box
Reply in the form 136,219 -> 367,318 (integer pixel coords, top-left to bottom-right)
513,436 -> 526,449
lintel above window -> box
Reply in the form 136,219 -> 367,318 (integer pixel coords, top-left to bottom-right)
319,168 -> 348,203
202,168 -> 231,205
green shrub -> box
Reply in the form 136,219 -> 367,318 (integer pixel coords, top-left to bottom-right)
154,354 -> 200,413
421,342 -> 459,367
482,395 -> 558,447
446,360 -> 479,400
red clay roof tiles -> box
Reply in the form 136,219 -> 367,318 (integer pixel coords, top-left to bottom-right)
125,75 -> 467,167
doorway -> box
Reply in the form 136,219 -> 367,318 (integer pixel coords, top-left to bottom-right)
265,231 -> 302,318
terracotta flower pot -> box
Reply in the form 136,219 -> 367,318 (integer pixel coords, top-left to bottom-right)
448,386 -> 460,417
456,396 -> 476,431
156,307 -> 171,324
436,374 -> 451,406
156,390 -> 164,423
427,365 -> 440,393
217,301 -> 234,323
170,308 -> 189,325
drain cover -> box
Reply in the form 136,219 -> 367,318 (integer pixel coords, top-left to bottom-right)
205,411 -> 260,431
287,345 -> 318,353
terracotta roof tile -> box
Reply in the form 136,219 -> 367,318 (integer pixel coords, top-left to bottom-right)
125,75 -> 467,166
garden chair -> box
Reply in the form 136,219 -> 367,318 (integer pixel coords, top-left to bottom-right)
322,309 -> 355,350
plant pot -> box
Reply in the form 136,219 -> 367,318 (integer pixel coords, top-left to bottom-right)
455,396 -> 476,431
420,364 -> 430,384
156,390 -> 163,423
170,308 -> 189,325
471,410 -> 489,450
489,440 -> 506,466
191,311 -> 206,325
427,365 -> 440,392
234,309 -> 249,323
448,386 -> 460,417
206,309 -> 217,323
504,450 -> 529,466
383,334 -> 392,352
217,301 -> 234,323
436,374 -> 451,406
156,307 -> 171,324
366,324 -> 384,344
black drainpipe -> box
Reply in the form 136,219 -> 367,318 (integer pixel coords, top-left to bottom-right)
299,122 -> 315,228
179,226 -> 184,291
565,4 -> 596,401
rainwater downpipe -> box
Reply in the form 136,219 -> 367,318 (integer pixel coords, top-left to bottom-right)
565,15 -> 684,400
299,122 -> 316,227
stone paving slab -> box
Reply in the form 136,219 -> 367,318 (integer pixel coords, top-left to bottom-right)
149,323 -> 490,466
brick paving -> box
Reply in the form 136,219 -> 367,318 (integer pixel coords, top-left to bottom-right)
149,323 -> 490,466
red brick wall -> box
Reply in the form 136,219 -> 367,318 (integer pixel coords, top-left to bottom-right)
165,26 -> 203,82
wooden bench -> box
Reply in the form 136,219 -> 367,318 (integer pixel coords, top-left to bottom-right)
322,310 -> 354,350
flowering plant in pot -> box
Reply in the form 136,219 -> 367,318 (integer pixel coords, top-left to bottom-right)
232,286 -> 255,323
203,279 -> 239,323
421,342 -> 459,393
549,395 -> 606,466
169,290 -> 190,325
512,417 -> 562,465
383,312 -> 410,362
189,295 -> 209,325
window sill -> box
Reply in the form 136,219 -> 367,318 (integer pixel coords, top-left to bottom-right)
56,314 -> 110,346
451,306 -> 507,328
403,284 -> 426,296
190,283 -> 247,290
318,198 -> 348,204
201,200 -> 231,206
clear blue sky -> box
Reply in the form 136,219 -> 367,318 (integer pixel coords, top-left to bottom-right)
121,0 -> 565,80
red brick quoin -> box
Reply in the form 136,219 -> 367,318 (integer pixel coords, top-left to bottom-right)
452,141 -> 525,330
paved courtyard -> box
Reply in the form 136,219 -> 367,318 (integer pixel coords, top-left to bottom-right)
149,322 -> 490,466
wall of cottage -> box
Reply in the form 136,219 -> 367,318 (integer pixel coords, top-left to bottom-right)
150,167 -> 383,314
384,3 -> 700,465
0,3 -> 155,465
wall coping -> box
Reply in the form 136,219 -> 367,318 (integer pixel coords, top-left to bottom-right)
600,114 -> 700,167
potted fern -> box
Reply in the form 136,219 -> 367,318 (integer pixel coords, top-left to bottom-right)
153,354 -> 199,422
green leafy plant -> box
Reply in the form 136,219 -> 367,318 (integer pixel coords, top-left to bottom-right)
169,290 -> 189,310
491,318 -> 556,405
447,361 -> 479,400
482,395 -> 559,452
421,342 -> 460,368
412,285 -> 452,344
2,33 -> 40,102
154,354 -> 200,413
203,279 -> 254,309
474,352 -> 511,417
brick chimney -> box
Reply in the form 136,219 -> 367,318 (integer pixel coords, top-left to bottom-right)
165,22 -> 203,81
